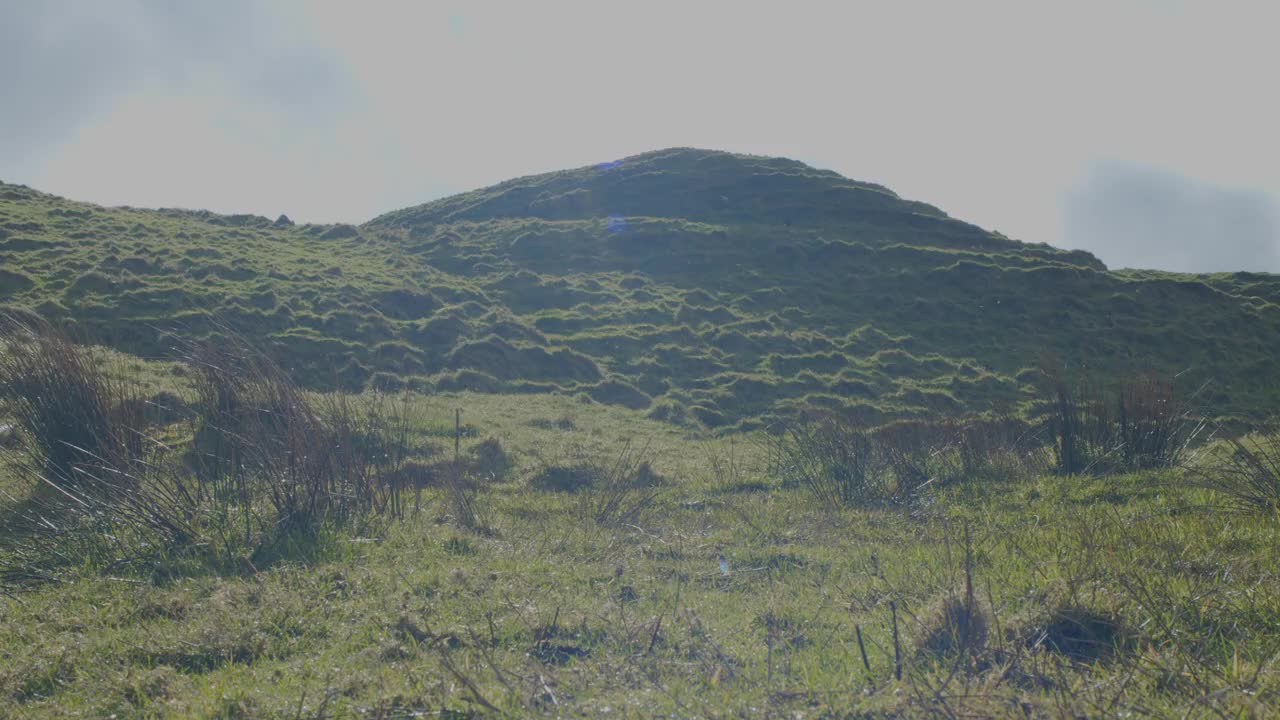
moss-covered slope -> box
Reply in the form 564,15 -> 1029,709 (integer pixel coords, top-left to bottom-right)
4,148 -> 1280,427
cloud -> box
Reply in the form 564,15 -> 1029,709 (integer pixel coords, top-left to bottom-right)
3,1 -> 1279,236
1063,162 -> 1280,273
0,3 -> 140,173
0,0 -> 361,205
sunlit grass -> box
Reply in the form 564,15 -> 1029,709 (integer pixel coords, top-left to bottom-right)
2,358 -> 1278,716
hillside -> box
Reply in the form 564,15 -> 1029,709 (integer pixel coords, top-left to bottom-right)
5,150 -> 1280,718
4,148 -> 1280,427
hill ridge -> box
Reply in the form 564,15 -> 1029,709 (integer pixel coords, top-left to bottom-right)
367,147 -> 968,233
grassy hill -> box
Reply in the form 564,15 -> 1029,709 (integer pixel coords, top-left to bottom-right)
5,150 -> 1280,716
4,148 -> 1280,428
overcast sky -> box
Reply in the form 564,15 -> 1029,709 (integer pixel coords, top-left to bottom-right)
3,0 -> 1278,272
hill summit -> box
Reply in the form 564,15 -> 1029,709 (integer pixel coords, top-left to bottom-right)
3,148 -> 1280,428
374,148 -> 957,227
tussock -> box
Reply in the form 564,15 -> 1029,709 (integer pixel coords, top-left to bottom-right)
0,320 -> 419,584
767,416 -> 895,507
1043,364 -> 1205,475
1191,427 -> 1280,512
1030,604 -> 1133,663
917,595 -> 990,658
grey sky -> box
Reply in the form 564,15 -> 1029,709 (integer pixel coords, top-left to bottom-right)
1065,162 -> 1280,273
2,0 -> 1278,272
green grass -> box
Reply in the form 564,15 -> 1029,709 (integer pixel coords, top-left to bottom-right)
6,148 -> 1280,428
2,372 -> 1279,718
3,147 -> 1280,717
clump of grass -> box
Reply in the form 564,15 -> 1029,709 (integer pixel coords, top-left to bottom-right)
428,410 -> 493,534
466,437 -> 511,482
1043,365 -> 1204,475
0,321 -> 421,585
441,459 -> 492,534
917,595 -> 990,659
529,464 -> 597,493
875,420 -> 956,490
0,315 -> 145,486
1191,428 -> 1280,513
580,440 -> 664,528
184,335 -> 413,537
870,416 -> 1044,489
767,416 -> 895,507
915,524 -> 989,660
0,317 -> 211,578
953,416 -> 1047,484
707,438 -> 770,494
753,611 -> 810,650
528,441 -> 663,526
1029,604 -> 1132,663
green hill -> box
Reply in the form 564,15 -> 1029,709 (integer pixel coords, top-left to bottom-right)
4,148 -> 1280,427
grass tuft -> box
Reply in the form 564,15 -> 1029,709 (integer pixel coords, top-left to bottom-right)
767,416 -> 895,507
917,595 -> 990,659
0,323 -> 421,585
1032,604 -> 1133,663
0,314 -> 146,486
1044,365 -> 1205,476
1192,427 -> 1280,513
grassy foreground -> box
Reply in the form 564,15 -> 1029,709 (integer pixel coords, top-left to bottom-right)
2,382 -> 1278,718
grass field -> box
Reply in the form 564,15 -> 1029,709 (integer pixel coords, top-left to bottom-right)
3,373 -> 1278,718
